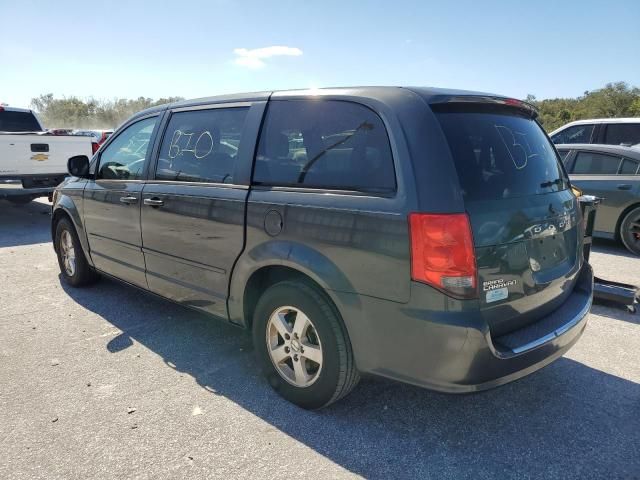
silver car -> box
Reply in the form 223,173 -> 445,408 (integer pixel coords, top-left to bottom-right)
557,143 -> 640,254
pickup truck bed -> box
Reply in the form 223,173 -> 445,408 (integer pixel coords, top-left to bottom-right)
0,106 -> 93,202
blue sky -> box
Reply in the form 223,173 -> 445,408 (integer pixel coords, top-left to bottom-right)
1,0 -> 639,108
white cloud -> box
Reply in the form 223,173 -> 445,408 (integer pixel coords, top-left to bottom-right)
233,46 -> 303,69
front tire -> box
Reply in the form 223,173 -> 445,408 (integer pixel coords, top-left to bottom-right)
619,206 -> 640,256
54,217 -> 98,287
252,280 -> 359,409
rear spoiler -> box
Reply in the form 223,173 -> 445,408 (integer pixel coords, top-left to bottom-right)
428,95 -> 539,119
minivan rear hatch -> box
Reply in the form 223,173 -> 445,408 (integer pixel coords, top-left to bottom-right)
432,98 -> 582,337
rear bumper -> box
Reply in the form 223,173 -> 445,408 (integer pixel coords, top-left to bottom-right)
337,263 -> 593,393
0,177 -> 64,198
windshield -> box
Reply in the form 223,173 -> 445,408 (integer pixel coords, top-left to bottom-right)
0,111 -> 43,132
434,107 -> 568,201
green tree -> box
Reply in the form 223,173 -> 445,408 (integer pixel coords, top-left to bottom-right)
526,82 -> 640,131
30,94 -> 183,129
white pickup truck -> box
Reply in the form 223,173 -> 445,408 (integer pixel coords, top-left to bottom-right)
0,106 -> 94,203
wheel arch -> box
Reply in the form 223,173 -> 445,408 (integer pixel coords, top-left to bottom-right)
228,241 -> 361,332
241,265 -> 326,331
51,201 -> 93,267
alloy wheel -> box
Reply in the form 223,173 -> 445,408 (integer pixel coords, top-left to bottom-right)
60,230 -> 76,277
629,216 -> 640,242
266,306 -> 323,388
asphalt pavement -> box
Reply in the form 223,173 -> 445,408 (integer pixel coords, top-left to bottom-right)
1,199 -> 639,479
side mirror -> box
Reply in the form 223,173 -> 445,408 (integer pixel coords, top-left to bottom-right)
67,155 -> 90,178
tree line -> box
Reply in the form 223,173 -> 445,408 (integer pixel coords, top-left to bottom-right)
30,94 -> 184,129
526,81 -> 640,131
29,81 -> 640,131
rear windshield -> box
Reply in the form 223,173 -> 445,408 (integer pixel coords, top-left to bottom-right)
434,106 -> 568,201
0,111 -> 42,132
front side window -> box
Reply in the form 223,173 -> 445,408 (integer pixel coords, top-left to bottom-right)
155,107 -> 249,184
551,124 -> 594,144
572,151 -> 621,175
254,100 -> 396,193
604,124 -> 640,146
97,117 -> 157,180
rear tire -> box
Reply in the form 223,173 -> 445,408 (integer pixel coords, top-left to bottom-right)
620,206 -> 640,256
54,217 -> 99,287
252,280 -> 359,409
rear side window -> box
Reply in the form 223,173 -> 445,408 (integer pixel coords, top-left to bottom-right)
620,158 -> 639,175
434,106 -> 568,201
604,124 -> 640,146
254,100 -> 396,193
572,152 -> 621,174
551,124 -> 594,144
156,107 -> 249,184
0,111 -> 42,132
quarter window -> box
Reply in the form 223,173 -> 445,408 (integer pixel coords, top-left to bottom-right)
551,124 -> 594,144
604,124 -> 640,146
557,149 -> 571,163
155,107 -> 249,184
620,158 -> 639,175
572,151 -> 621,175
254,100 -> 396,193
97,116 -> 157,180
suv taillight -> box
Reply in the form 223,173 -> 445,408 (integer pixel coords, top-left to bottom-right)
91,142 -> 100,154
408,213 -> 477,298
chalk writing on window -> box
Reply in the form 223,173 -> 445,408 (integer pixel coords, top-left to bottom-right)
168,130 -> 214,160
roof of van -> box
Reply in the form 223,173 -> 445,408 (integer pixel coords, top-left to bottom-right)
131,86 -> 528,120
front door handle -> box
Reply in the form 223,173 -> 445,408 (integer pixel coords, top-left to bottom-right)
119,195 -> 138,204
617,184 -> 632,190
143,197 -> 164,207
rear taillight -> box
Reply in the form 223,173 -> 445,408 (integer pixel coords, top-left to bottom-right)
91,142 -> 100,154
409,213 -> 477,298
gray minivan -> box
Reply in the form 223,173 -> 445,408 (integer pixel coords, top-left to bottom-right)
52,87 -> 593,409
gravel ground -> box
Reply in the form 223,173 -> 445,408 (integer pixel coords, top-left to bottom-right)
0,199 -> 638,480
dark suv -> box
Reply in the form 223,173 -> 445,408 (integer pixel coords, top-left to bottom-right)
52,87 -> 594,409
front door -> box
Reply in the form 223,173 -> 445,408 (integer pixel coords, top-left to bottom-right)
83,115 -> 160,288
140,104 -> 256,317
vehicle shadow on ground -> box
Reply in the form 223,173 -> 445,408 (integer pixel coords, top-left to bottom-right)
60,277 -> 640,479
590,304 -> 639,325
592,237 -> 637,259
590,238 -> 640,323
0,200 -> 52,248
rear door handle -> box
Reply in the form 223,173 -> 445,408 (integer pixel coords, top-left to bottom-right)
143,198 -> 164,207
617,184 -> 632,190
119,195 -> 138,204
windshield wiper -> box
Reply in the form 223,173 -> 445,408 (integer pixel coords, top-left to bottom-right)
297,121 -> 373,184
